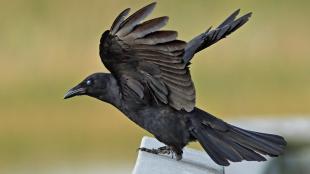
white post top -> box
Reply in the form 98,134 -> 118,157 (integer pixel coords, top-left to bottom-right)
132,136 -> 224,174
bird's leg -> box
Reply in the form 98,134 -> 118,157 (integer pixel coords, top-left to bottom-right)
171,146 -> 183,161
158,146 -> 172,155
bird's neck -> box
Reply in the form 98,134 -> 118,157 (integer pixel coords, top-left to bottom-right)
97,74 -> 122,108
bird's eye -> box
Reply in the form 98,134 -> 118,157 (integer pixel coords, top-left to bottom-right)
86,80 -> 92,86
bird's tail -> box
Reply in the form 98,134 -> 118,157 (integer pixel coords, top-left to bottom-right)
189,109 -> 287,166
183,9 -> 252,64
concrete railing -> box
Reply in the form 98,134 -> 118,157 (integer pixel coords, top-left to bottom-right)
132,136 -> 224,174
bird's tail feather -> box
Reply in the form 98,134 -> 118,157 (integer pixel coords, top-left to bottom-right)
189,109 -> 286,166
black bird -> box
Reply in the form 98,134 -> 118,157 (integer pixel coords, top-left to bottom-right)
64,2 -> 286,166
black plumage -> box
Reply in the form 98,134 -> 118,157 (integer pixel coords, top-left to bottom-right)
64,2 -> 286,166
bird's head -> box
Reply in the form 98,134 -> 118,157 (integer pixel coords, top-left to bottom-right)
64,73 -> 119,104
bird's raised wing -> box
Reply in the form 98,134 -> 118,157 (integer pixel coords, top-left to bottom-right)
99,2 -> 195,111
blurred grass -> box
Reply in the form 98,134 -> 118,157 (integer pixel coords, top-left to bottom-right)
0,0 -> 310,169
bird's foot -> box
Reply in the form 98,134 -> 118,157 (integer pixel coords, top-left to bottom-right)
138,146 -> 171,155
138,146 -> 182,160
174,153 -> 182,161
138,147 -> 159,154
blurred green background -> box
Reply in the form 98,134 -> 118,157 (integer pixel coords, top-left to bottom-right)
0,0 -> 309,173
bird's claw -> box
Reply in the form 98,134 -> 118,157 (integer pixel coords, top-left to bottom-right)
138,146 -> 183,160
138,146 -> 172,155
138,147 -> 159,154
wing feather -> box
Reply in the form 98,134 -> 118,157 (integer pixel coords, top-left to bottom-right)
100,2 -> 196,111
132,40 -> 186,52
110,8 -> 131,35
134,31 -> 177,45
116,2 -> 157,37
160,67 -> 187,75
161,72 -> 191,82
124,16 -> 169,40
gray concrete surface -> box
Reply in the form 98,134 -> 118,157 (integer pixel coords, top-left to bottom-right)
132,136 -> 224,174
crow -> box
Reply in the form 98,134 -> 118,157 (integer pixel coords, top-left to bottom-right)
64,2 -> 286,166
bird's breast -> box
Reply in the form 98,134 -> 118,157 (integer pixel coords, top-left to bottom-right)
119,103 -> 191,146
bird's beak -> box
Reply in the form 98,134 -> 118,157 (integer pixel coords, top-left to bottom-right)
64,85 -> 86,99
